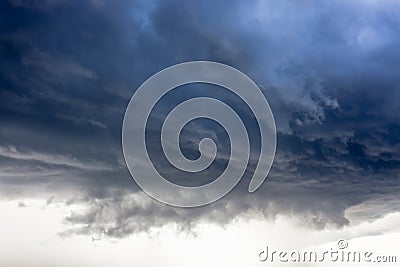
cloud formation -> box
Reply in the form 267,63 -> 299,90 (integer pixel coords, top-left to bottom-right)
0,0 -> 400,237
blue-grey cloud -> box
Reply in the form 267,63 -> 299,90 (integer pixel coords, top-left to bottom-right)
1,0 -> 400,237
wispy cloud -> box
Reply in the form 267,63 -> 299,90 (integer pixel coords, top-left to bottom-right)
0,145 -> 112,171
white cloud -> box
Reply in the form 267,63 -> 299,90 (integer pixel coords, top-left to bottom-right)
0,199 -> 398,267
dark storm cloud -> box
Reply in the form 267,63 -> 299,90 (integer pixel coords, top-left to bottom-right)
1,0 -> 400,237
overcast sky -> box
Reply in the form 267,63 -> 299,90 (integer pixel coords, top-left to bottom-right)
0,0 -> 400,266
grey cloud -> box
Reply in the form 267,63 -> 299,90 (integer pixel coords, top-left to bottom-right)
0,145 -> 112,171
1,0 -> 400,238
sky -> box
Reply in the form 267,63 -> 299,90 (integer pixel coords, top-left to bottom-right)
0,0 -> 400,266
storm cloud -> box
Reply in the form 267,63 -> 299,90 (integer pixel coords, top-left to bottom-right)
1,0 -> 400,238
